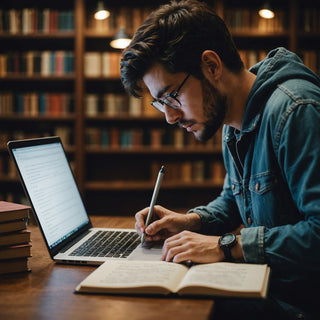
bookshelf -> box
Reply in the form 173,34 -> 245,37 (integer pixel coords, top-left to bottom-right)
296,0 -> 320,74
0,0 -> 77,205
0,0 -> 318,214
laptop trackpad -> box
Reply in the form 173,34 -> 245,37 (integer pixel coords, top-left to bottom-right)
127,242 -> 162,261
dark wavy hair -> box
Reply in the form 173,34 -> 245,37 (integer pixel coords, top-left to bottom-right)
120,0 -> 243,97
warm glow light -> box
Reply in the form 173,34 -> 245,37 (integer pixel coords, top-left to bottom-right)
110,28 -> 132,49
110,38 -> 131,49
94,10 -> 110,20
259,8 -> 275,19
94,2 -> 110,20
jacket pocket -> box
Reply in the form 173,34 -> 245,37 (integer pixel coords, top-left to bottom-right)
249,172 -> 279,227
249,172 -> 277,195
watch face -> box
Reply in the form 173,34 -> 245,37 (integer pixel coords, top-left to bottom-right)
220,233 -> 235,246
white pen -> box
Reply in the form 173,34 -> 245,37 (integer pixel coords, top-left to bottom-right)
141,165 -> 164,244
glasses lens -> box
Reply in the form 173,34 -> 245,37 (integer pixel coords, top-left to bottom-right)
151,101 -> 165,112
163,95 -> 181,109
151,95 -> 180,112
150,73 -> 189,112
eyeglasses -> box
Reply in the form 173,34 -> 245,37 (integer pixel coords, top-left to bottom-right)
151,74 -> 190,112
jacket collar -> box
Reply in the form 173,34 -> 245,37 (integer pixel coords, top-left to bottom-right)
224,112 -> 261,143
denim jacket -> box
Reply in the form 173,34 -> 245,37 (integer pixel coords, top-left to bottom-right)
190,48 -> 320,307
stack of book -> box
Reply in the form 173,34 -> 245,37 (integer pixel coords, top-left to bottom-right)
0,201 -> 31,275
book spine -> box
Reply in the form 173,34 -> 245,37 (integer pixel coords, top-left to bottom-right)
0,8 -> 75,34
0,51 -> 74,76
84,126 -> 222,151
0,92 -> 74,115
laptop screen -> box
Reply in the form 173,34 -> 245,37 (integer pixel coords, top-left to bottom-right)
10,139 -> 89,249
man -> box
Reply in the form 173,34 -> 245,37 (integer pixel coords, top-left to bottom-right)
120,1 -> 320,319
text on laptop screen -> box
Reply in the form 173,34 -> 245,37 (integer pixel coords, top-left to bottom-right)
11,142 -> 89,249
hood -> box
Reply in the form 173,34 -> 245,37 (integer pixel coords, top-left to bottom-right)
242,47 -> 320,132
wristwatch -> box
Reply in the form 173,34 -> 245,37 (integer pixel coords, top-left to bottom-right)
218,233 -> 237,262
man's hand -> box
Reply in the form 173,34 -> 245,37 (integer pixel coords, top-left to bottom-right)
162,231 -> 243,264
135,205 -> 201,242
161,231 -> 225,263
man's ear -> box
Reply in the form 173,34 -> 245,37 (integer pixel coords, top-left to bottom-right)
201,50 -> 222,80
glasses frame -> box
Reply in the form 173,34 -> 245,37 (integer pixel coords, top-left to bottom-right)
151,74 -> 190,112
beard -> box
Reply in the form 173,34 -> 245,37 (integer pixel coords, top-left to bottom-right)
187,76 -> 227,141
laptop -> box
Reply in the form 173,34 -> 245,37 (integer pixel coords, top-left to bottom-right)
7,136 -> 162,265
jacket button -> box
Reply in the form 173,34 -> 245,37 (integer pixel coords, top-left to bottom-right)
232,184 -> 235,191
247,217 -> 253,225
255,183 -> 260,191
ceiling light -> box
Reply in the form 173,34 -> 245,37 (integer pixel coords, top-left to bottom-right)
94,1 -> 110,20
110,28 -> 131,49
259,2 -> 275,19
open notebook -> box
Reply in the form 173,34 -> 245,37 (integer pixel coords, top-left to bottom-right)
7,136 -> 162,265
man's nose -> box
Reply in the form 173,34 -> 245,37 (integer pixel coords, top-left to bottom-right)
164,106 -> 182,124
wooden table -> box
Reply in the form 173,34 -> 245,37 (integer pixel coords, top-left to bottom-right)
0,216 -> 214,320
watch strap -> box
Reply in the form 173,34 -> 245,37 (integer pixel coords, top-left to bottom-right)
221,245 -> 235,262
218,233 -> 237,262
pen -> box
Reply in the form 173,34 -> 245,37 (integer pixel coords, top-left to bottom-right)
141,165 -> 164,244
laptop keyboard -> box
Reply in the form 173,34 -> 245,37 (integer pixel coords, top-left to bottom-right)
70,230 -> 140,258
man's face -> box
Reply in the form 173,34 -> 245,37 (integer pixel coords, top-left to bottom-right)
143,64 -> 227,141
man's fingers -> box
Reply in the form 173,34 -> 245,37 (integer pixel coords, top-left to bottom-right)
135,208 -> 149,234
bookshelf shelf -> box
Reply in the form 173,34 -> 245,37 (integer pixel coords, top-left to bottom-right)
84,76 -> 124,81
84,31 -> 114,38
0,32 -> 75,39
85,115 -> 164,121
0,115 -> 76,121
0,0 -> 318,213
231,30 -> 289,38
0,75 -> 75,81
85,146 -> 222,155
85,180 -> 223,191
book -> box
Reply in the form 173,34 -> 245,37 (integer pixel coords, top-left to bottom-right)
0,243 -> 31,260
84,52 -> 101,77
0,258 -> 30,274
0,201 -> 30,223
75,260 -> 270,298
0,219 -> 27,233
0,229 -> 31,246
